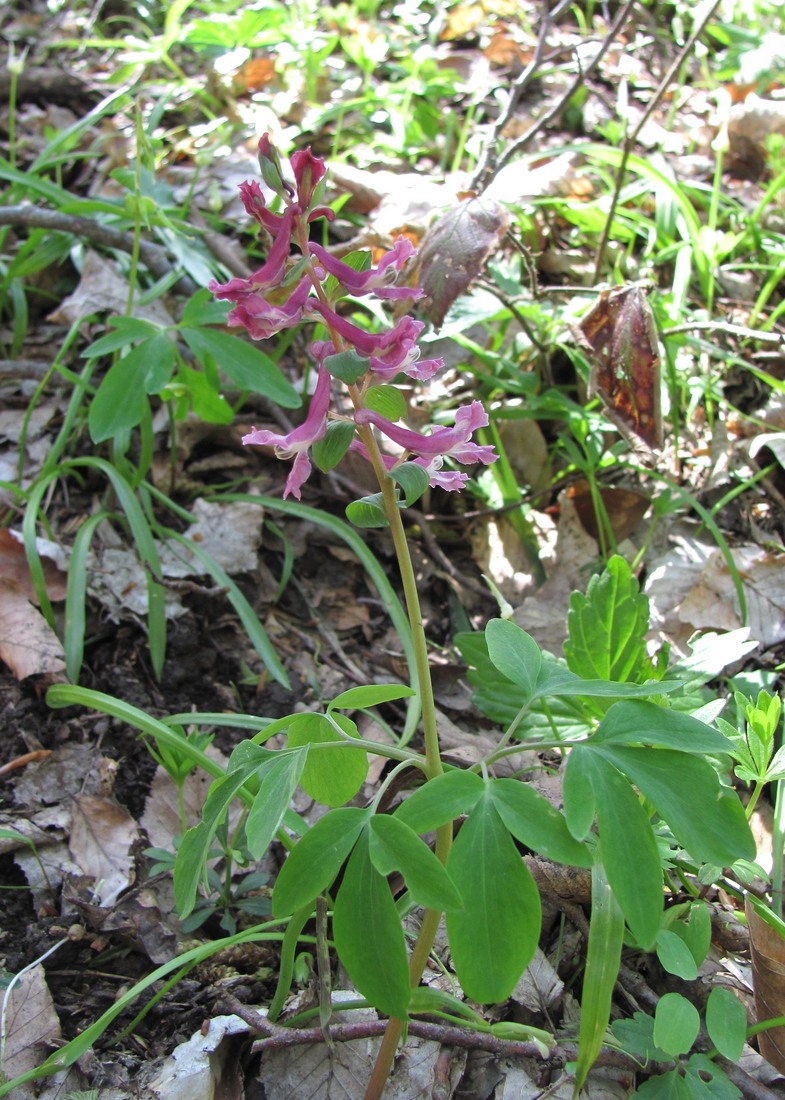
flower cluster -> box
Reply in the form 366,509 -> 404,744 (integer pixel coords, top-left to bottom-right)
210,136 -> 497,500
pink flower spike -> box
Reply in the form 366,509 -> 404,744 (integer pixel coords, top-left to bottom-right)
291,147 -> 327,208
210,204 -> 300,304
238,180 -> 290,236
348,441 -> 469,492
308,237 -> 424,300
355,400 -> 498,466
225,275 -> 312,340
242,365 -> 332,499
308,303 -> 438,380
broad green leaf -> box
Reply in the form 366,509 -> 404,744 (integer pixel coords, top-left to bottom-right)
390,462 -> 430,506
563,746 -> 597,841
181,287 -> 232,327
394,770 -> 484,833
591,744 -> 755,866
346,493 -> 390,528
312,420 -> 355,472
592,700 -> 736,755
82,317 -> 161,356
245,750 -> 307,859
570,747 -> 663,947
490,779 -> 592,868
446,794 -> 541,1003
332,830 -> 411,1017
536,664 -> 671,700
287,713 -> 368,807
364,384 -> 407,421
671,903 -> 711,969
654,992 -> 700,1056
141,332 -> 177,394
564,554 -> 651,683
324,347 -> 368,384
705,987 -> 747,1063
329,683 -> 416,711
610,1011 -> 671,1061
656,929 -> 698,980
368,814 -> 463,911
574,862 -> 625,1093
634,1069 -> 692,1099
177,364 -> 233,423
684,1053 -> 741,1100
181,326 -> 299,407
485,618 -> 542,702
88,342 -> 151,441
272,807 -> 368,916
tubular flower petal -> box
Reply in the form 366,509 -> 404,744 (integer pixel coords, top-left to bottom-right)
290,147 -> 327,208
242,365 -> 332,499
308,302 -> 442,381
223,276 -> 312,340
209,205 -> 299,302
308,237 -> 423,300
355,401 -> 498,466
348,441 -> 471,492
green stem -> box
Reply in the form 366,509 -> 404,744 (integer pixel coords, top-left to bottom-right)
772,778 -> 785,920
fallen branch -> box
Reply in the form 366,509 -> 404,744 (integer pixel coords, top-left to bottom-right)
0,205 -> 196,297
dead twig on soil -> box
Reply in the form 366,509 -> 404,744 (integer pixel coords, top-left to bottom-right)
0,206 -> 197,297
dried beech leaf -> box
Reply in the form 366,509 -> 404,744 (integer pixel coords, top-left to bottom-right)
0,527 -> 67,602
1,964 -> 61,1081
416,196 -> 510,330
0,580 -> 66,679
573,285 -> 662,453
69,794 -> 138,906
746,897 -> 785,1073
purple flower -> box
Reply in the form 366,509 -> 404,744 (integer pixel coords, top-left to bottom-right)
308,302 -> 443,382
237,180 -> 291,236
223,275 -> 312,340
355,400 -> 498,466
209,204 -> 299,304
242,365 -> 332,499
308,237 -> 423,301
291,147 -> 327,208
348,441 -> 472,492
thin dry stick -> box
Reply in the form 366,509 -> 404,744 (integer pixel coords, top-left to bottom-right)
0,205 -> 196,296
486,0 -> 640,185
591,0 -> 722,281
470,0 -> 575,191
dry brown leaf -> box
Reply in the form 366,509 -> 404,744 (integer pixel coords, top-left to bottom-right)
48,249 -> 174,327
746,898 -> 785,1073
69,795 -> 138,906
0,581 -> 66,680
1,963 -> 61,1081
0,527 -> 67,601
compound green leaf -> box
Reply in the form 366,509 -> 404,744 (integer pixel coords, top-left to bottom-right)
485,618 -> 542,702
656,929 -> 698,980
394,770 -> 484,833
368,814 -> 463,911
490,778 -> 592,868
705,986 -> 747,1063
654,992 -> 700,1057
333,830 -> 411,1017
245,750 -> 307,859
181,325 -> 299,407
287,712 -> 368,808
446,794 -> 541,1003
272,807 -> 368,916
592,700 -> 736,754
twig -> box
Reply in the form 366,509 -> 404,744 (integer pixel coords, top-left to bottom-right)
0,205 -> 196,297
591,0 -> 722,281
470,0 -> 575,191
0,360 -> 53,380
486,0 -> 640,184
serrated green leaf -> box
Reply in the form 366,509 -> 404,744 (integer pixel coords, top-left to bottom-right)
324,347 -> 368,384
592,744 -> 755,866
705,986 -> 747,1062
654,992 -> 700,1056
181,326 -> 299,407
346,493 -> 390,528
364,384 -> 407,421
394,770 -> 484,833
610,1011 -> 671,1061
390,461 -> 430,506
287,713 -> 368,808
490,778 -> 592,867
446,794 -> 541,1003
332,830 -> 411,1017
564,554 -> 651,683
574,862 -> 625,1092
368,814 -> 463,910
272,807 -> 369,916
656,929 -> 698,980
312,420 -> 355,472
329,683 -> 416,711
245,750 -> 307,859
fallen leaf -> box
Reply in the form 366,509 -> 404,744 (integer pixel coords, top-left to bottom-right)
746,898 -> 785,1074
147,1014 -> 249,1100
0,527 -> 68,601
1,963 -> 61,1081
48,250 -> 174,327
0,582 -> 66,679
416,195 -> 510,330
69,795 -> 138,907
568,478 -> 650,542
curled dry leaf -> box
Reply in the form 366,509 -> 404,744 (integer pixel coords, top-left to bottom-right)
415,195 -> 510,330
69,795 -> 138,907
746,898 -> 785,1074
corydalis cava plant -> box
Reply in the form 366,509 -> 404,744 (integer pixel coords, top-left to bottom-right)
209,136 -> 498,503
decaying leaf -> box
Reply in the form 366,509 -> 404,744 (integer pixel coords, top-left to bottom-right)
746,898 -> 785,1073
0,582 -> 66,680
416,195 -> 510,330
1,963 -> 61,1081
69,795 -> 138,907
573,284 -> 662,453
